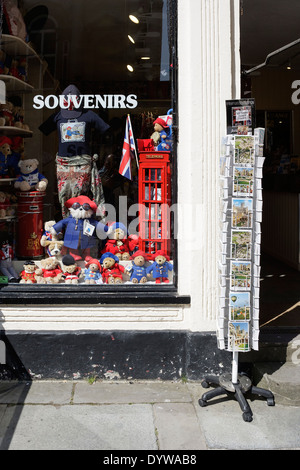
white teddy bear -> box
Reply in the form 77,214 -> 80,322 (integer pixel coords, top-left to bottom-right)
14,159 -> 48,192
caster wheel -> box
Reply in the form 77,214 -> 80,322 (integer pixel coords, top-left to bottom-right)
267,397 -> 275,406
201,380 -> 209,389
242,412 -> 253,422
198,398 -> 207,407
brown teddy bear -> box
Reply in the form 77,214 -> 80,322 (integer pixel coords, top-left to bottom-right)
125,250 -> 149,283
100,252 -> 125,284
0,102 -> 14,127
0,191 -> 9,218
146,249 -> 173,284
82,256 -> 102,284
61,254 -> 81,284
14,159 -> 48,192
35,257 -> 63,284
102,222 -> 138,260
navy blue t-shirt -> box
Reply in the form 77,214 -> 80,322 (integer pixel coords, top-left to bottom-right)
39,110 -> 110,157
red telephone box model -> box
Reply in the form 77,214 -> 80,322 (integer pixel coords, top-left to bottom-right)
138,151 -> 171,256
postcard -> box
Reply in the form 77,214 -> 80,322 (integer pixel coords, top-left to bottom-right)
231,229 -> 252,259
228,321 -> 250,352
230,260 -> 251,290
233,166 -> 254,196
229,292 -> 251,321
234,135 -> 255,165
232,198 -> 253,228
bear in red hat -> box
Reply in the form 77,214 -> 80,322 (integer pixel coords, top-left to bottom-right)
125,249 -> 150,283
82,255 -> 102,284
151,117 -> 171,151
146,249 -> 172,283
51,196 -> 107,260
0,135 -> 20,177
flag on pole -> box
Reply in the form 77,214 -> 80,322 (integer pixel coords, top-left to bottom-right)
119,115 -> 137,180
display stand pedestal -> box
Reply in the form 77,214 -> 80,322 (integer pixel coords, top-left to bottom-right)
198,352 -> 275,422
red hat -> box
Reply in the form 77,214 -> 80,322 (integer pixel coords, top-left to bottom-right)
153,118 -> 168,129
65,195 -> 98,212
131,250 -> 148,260
153,250 -> 170,261
84,256 -> 101,270
0,136 -> 12,147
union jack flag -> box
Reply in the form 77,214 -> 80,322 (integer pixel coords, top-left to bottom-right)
119,115 -> 136,180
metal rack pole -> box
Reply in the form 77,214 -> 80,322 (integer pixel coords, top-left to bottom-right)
232,350 -> 239,384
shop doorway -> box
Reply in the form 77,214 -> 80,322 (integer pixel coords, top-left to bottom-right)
240,0 -> 300,329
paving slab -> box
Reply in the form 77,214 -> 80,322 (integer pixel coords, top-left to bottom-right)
73,381 -> 192,404
153,402 -> 207,450
0,404 -> 157,450
187,383 -> 300,450
0,381 -> 73,405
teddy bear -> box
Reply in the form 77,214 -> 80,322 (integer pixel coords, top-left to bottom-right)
4,192 -> 17,217
82,256 -> 102,284
0,137 -> 12,178
0,191 -> 9,218
19,260 -> 37,283
0,102 -> 14,127
125,250 -> 149,283
102,222 -> 138,260
40,220 -> 56,244
151,117 -> 172,151
0,136 -> 20,178
0,236 -> 19,282
13,106 -> 24,129
61,254 -> 81,284
146,249 -> 173,284
40,220 -> 64,257
51,195 -> 107,261
14,159 -> 48,192
35,257 -> 63,284
100,252 -> 125,284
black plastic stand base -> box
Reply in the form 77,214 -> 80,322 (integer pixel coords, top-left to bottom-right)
198,373 -> 275,422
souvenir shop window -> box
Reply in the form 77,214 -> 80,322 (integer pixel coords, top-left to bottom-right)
0,0 -> 178,295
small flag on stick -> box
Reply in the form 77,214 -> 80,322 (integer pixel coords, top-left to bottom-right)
119,115 -> 138,180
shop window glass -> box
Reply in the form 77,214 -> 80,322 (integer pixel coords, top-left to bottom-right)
0,0 -> 176,290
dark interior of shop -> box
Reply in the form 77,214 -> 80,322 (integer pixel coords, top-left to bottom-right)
241,0 -> 300,329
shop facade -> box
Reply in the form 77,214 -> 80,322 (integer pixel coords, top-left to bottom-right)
0,0 -> 269,380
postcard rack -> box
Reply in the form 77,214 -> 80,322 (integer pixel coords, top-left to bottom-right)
198,129 -> 275,422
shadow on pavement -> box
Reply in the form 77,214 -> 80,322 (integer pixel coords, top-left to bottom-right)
0,332 -> 32,450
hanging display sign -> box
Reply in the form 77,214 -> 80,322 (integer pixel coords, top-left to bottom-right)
218,121 -> 265,353
226,98 -> 256,135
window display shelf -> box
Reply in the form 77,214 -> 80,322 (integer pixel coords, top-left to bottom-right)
0,178 -> 16,183
0,126 -> 32,137
0,74 -> 34,93
1,34 -> 41,62
0,215 -> 16,221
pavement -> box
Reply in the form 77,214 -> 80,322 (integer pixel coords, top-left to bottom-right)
0,379 -> 299,451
